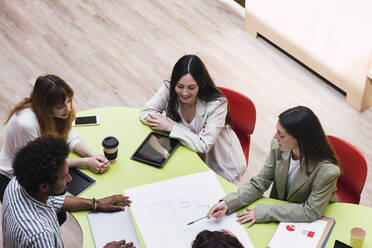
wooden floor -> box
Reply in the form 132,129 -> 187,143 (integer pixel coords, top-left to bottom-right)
0,0 -> 371,247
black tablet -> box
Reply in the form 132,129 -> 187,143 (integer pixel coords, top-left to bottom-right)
131,132 -> 180,168
67,168 -> 96,196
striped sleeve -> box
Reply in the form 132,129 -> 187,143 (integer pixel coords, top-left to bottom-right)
49,195 -> 66,210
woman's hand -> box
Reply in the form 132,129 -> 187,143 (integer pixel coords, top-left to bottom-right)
97,195 -> 132,212
84,155 -> 110,174
236,208 -> 256,228
146,113 -> 173,132
207,201 -> 228,219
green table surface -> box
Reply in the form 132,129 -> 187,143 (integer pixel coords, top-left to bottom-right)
71,107 -> 372,248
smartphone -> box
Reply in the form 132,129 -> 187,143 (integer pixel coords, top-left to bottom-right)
72,115 -> 100,126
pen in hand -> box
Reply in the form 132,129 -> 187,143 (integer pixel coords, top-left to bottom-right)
187,216 -> 207,225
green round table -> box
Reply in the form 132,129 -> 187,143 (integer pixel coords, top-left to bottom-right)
70,107 -> 236,247
71,107 -> 372,248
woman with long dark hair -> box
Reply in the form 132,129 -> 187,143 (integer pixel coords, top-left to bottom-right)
207,106 -> 340,225
0,75 -> 110,201
140,55 -> 246,183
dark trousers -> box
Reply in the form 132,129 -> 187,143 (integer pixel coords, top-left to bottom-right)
0,173 -> 10,203
0,173 -> 66,226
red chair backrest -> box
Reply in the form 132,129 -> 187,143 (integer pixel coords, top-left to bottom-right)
217,86 -> 256,139
217,85 -> 256,165
327,135 -> 368,203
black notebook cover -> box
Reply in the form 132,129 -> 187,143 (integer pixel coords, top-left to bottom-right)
67,168 -> 96,196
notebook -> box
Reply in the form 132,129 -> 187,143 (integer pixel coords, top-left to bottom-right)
67,168 -> 95,197
267,216 -> 335,248
88,207 -> 141,248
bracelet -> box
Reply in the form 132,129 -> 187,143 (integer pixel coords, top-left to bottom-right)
92,198 -> 98,211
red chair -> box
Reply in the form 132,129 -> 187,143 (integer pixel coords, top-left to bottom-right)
218,86 -> 256,167
327,135 -> 368,204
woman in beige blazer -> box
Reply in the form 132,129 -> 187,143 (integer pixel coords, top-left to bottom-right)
140,55 -> 246,183
207,106 -> 340,226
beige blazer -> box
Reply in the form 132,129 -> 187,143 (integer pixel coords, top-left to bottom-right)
223,139 -> 340,223
140,82 -> 246,183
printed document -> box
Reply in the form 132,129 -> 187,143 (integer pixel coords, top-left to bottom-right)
125,171 -> 254,248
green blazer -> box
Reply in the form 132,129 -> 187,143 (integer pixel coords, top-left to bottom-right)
223,139 -> 340,223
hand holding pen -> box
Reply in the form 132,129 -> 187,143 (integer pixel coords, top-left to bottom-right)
207,201 -> 228,219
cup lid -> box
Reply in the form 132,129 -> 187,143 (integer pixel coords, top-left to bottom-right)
102,136 -> 119,149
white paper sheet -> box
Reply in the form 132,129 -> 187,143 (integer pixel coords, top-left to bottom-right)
125,171 -> 254,248
268,219 -> 328,248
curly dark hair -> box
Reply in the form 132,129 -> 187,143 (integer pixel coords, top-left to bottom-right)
192,230 -> 244,248
13,135 -> 69,193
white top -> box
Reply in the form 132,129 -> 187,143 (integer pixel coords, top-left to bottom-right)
140,82 -> 246,183
177,104 -> 197,134
0,108 -> 80,178
286,157 -> 301,192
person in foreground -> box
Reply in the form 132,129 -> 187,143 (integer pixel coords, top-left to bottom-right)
0,75 -> 110,202
1,136 -> 134,248
207,106 -> 340,226
140,55 -> 246,183
192,229 -> 244,248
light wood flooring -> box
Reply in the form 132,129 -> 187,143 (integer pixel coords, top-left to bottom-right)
0,0 -> 371,247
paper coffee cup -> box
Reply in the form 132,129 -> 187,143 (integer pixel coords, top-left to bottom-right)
350,227 -> 366,248
102,136 -> 119,163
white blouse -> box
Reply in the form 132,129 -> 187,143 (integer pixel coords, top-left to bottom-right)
286,157 -> 301,192
0,108 -> 80,178
177,104 -> 197,134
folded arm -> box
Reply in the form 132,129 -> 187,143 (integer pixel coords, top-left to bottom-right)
169,100 -> 227,153
67,141 -> 110,174
140,83 -> 170,124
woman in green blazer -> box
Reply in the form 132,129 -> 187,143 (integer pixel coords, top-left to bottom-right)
207,106 -> 340,227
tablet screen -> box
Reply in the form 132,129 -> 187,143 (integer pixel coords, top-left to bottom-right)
131,132 -> 179,168
67,168 -> 96,196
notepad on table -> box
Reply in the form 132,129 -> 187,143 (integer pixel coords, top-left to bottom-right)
267,216 -> 335,248
88,207 -> 141,248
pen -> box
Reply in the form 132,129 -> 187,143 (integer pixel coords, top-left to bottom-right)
187,216 -> 207,225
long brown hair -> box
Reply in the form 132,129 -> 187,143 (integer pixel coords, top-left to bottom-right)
5,75 -> 75,138
166,55 -> 231,124
279,106 -> 339,167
